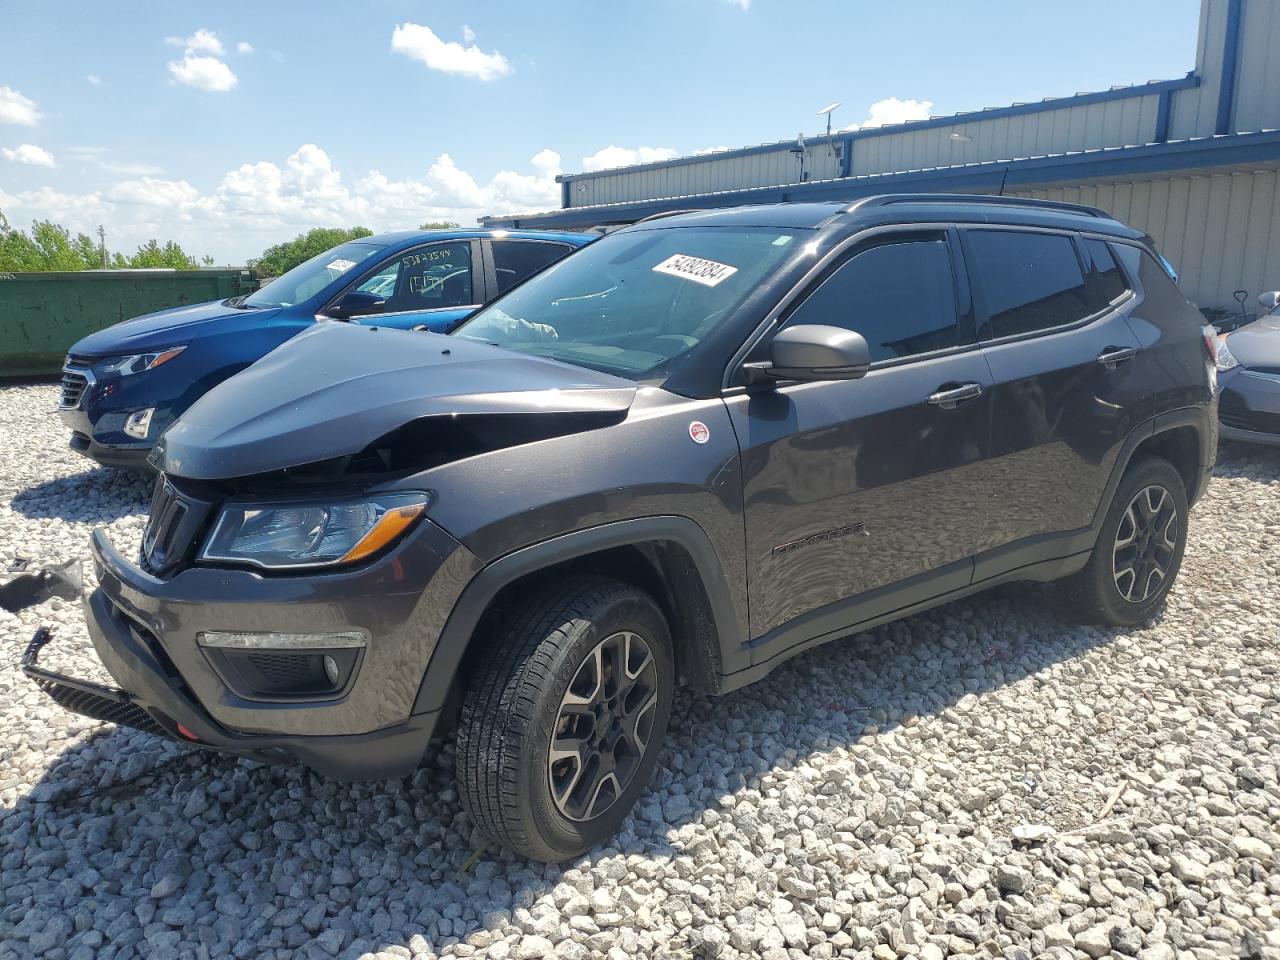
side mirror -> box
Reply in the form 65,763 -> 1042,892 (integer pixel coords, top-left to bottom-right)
1258,291 -> 1280,313
329,290 -> 386,319
746,324 -> 871,384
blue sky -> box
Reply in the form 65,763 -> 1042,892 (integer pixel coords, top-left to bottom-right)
0,0 -> 1203,263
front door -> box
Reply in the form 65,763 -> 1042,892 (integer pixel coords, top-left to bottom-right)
725,230 -> 997,660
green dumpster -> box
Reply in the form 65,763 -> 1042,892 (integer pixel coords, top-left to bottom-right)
0,268 -> 257,378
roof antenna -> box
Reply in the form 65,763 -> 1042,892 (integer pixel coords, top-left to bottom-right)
997,166 -> 1010,196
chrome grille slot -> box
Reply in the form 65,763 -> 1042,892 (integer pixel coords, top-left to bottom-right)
59,369 -> 89,409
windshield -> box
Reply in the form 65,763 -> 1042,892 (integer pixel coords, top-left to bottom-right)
245,241 -> 385,308
452,226 -> 800,378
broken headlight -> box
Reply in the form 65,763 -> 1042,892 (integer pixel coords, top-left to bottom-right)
199,492 -> 429,570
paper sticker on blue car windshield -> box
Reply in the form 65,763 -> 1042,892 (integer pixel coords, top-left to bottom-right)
652,254 -> 738,287
326,258 -> 356,273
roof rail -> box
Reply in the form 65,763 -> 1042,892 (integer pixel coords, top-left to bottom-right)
633,208 -> 705,224
845,193 -> 1109,218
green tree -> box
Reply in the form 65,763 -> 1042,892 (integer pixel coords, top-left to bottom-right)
252,226 -> 374,277
0,211 -> 207,272
126,239 -> 199,270
419,220 -> 460,230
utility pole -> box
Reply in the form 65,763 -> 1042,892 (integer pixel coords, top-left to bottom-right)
96,225 -> 106,268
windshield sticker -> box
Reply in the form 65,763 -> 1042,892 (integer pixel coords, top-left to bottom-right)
772,236 -> 793,246
326,258 -> 357,273
652,254 -> 738,288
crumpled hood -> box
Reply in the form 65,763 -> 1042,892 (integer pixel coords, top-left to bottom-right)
1227,313 -> 1280,369
71,299 -> 280,357
155,321 -> 638,479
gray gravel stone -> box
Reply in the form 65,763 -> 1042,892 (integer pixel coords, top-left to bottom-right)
3,384 -> 1279,959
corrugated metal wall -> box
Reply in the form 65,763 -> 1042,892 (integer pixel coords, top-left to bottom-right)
566,144 -> 844,208
850,96 -> 1163,177
1233,0 -> 1280,132
1014,170 -> 1280,310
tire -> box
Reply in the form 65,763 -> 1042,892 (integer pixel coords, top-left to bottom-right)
455,576 -> 675,862
1055,456 -> 1188,626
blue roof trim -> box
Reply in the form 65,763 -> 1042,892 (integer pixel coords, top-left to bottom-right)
1216,0 -> 1244,135
556,75 -> 1201,185
483,130 -> 1280,230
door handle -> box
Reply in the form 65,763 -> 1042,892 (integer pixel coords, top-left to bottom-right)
1096,346 -> 1137,369
926,382 -> 984,409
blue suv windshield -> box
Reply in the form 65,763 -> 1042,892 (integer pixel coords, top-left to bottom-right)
245,241 -> 385,309
453,226 -> 799,378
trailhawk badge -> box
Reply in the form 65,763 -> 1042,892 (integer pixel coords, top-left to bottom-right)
688,421 -> 710,444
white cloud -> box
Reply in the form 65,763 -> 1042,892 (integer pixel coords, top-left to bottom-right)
0,144 -> 568,263
692,145 -> 732,156
462,25 -> 476,44
580,145 -> 678,172
108,177 -> 200,207
2,144 -> 56,167
168,54 -> 238,92
167,28 -> 225,57
390,23 -> 513,81
237,41 -> 254,55
86,74 -> 102,86
721,0 -> 750,9
841,96 -> 935,132
0,86 -> 41,126
98,160 -> 166,176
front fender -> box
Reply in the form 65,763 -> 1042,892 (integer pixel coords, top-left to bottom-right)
410,515 -> 744,716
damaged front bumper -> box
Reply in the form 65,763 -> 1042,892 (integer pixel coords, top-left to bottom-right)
22,519 -> 482,781
22,623 -> 439,779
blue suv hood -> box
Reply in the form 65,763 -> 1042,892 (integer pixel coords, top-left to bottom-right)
70,300 -> 281,357
154,321 -> 637,480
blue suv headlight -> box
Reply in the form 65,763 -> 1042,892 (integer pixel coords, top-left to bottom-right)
98,345 -> 186,377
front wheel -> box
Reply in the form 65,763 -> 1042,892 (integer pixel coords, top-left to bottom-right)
455,576 -> 674,862
1055,456 -> 1189,626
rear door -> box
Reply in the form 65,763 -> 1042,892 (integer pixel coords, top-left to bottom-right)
961,227 -> 1144,578
726,229 -> 998,652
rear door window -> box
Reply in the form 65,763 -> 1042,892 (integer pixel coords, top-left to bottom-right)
965,230 -> 1093,339
492,240 -> 574,295
783,235 -> 962,363
1081,238 -> 1130,310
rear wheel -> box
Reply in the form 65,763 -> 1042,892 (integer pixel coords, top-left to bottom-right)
1055,456 -> 1188,626
455,576 -> 674,862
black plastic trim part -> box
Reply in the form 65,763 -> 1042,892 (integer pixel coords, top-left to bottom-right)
411,516 -> 743,715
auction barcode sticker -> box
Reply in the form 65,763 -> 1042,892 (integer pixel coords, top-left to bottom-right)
326,258 -> 356,273
652,254 -> 739,287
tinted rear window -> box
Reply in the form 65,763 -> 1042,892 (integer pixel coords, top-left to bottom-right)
967,230 -> 1092,339
1082,238 -> 1129,309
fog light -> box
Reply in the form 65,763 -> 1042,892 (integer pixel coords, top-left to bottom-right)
323,655 -> 340,686
124,407 -> 155,440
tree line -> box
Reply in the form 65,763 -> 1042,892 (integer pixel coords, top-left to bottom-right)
0,211 -> 212,272
0,213 -> 461,276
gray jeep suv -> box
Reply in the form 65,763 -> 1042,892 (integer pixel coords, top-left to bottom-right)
27,195 -> 1217,861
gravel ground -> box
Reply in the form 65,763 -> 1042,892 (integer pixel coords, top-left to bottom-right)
1,381 -> 1277,960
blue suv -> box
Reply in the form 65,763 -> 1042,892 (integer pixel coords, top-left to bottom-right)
58,228 -> 593,469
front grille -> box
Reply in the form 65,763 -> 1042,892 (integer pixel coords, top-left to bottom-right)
138,475 -> 217,577
59,369 -> 89,409
142,476 -> 188,574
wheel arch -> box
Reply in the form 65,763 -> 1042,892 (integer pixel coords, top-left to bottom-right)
1114,407 -> 1211,509
412,517 -> 743,720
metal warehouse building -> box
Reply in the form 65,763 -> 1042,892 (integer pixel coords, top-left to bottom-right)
484,0 -> 1280,313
